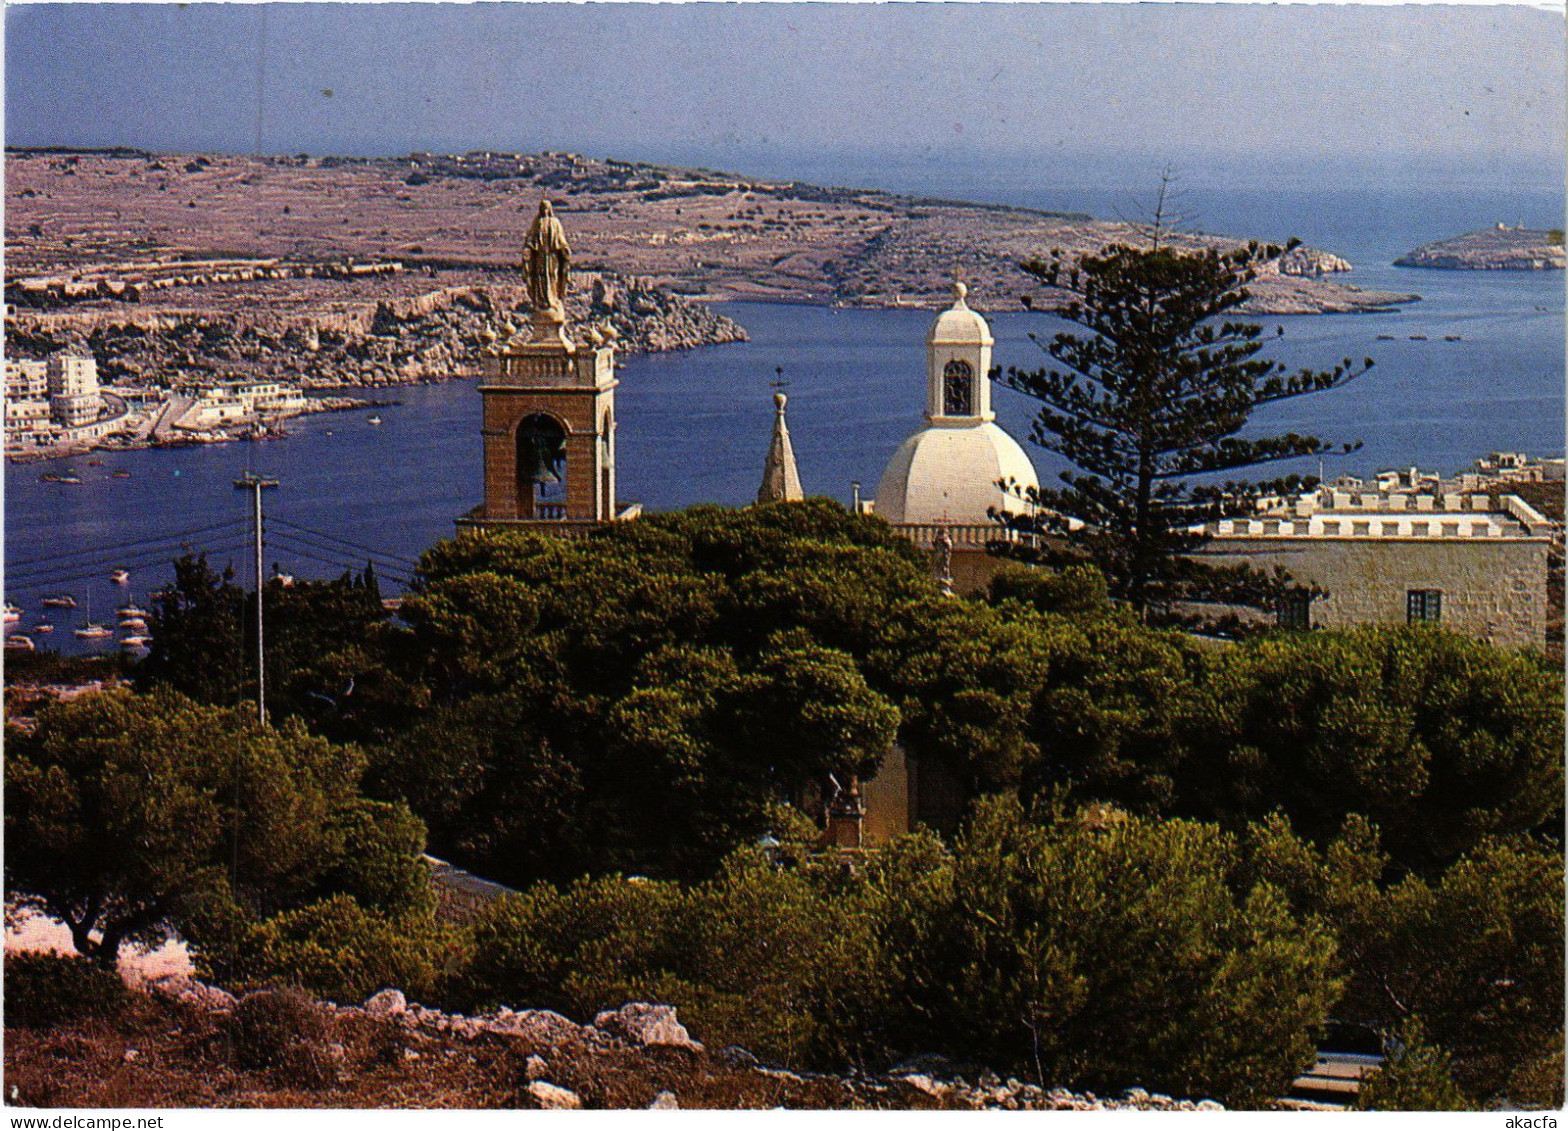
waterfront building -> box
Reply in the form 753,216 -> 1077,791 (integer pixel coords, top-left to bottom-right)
46,355 -> 101,428
174,380 -> 310,430
6,358 -> 47,401
867,281 -> 1039,593
1200,487 -> 1552,650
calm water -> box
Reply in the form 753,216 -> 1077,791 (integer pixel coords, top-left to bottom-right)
6,185 -> 1564,652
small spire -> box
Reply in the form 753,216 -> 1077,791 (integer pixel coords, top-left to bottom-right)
757,391 -> 804,504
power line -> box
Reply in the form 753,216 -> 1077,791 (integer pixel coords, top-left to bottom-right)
5,517 -> 249,570
264,535 -> 414,587
264,523 -> 423,574
8,538 -> 255,590
263,528 -> 417,578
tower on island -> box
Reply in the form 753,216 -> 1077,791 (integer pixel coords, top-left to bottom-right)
459,201 -> 634,531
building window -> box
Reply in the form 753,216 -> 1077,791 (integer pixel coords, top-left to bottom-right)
943,360 -> 974,416
1276,592 -> 1312,629
1407,589 -> 1442,624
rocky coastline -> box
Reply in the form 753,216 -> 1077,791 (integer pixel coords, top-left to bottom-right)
5,271 -> 748,392
1394,226 -> 1566,270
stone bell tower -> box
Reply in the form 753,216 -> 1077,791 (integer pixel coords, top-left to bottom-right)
460,201 -> 626,529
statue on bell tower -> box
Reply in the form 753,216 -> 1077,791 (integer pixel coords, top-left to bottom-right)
523,200 -> 572,324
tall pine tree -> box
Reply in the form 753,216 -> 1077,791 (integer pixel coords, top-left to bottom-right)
999,232 -> 1371,629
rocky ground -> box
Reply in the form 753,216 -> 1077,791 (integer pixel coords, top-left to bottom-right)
1394,227 -> 1566,270
7,148 -> 1418,332
5,270 -> 746,390
4,976 -> 1232,1111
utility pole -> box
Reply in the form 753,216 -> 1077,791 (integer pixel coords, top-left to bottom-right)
233,473 -> 278,726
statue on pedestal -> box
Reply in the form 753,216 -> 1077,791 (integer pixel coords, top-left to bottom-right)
523,200 -> 571,325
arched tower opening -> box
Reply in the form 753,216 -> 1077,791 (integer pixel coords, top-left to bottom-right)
516,413 -> 569,519
943,359 -> 975,417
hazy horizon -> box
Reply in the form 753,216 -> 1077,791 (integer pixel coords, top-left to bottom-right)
7,3 -> 1564,200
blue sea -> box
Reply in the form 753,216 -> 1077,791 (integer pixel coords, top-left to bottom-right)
5,182 -> 1564,652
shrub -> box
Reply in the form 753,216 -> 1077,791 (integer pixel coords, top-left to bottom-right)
1353,1019 -> 1470,1111
878,798 -> 1340,1107
227,987 -> 337,1089
4,952 -> 129,1029
453,803 -> 1339,1104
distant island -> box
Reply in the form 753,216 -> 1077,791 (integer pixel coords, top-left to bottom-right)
1395,225 -> 1566,270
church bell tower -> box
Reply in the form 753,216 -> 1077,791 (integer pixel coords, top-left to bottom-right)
460,201 -> 624,529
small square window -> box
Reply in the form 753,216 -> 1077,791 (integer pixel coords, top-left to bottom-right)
1276,592 -> 1312,630
1407,589 -> 1442,624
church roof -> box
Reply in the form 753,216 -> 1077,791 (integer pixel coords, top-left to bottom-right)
757,392 -> 804,504
873,421 -> 1038,526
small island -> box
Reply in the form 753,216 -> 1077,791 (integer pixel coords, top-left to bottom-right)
1395,224 -> 1566,270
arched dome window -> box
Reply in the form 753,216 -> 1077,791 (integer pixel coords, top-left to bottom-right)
943,359 -> 974,417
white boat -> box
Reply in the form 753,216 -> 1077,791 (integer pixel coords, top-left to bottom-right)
33,622 -> 54,634
116,602 -> 149,619
120,635 -> 152,650
368,414 -> 383,426
110,569 -> 130,585
74,623 -> 113,640
41,594 -> 77,609
3,603 -> 21,624
5,635 -> 36,652
119,617 -> 148,633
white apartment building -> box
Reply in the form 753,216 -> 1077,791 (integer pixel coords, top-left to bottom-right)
47,355 -> 102,428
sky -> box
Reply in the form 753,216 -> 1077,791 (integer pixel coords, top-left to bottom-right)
6,2 -> 1565,194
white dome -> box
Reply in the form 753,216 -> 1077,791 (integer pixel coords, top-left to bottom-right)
927,282 -> 993,347
874,421 -> 1039,526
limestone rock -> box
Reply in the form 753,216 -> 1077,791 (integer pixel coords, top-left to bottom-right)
592,1003 -> 703,1052
483,1008 -> 582,1045
524,1055 -> 549,1082
715,1045 -> 759,1069
364,988 -> 407,1017
525,1081 -> 582,1110
146,975 -> 236,1013
648,1091 -> 679,1110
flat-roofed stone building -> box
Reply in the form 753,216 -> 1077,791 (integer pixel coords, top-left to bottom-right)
1199,487 -> 1552,650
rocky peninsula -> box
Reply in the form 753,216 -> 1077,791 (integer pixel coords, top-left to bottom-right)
6,149 -> 1418,353
1395,225 -> 1566,270
6,270 -> 746,391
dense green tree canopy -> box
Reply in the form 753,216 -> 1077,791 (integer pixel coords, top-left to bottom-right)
4,688 -> 430,969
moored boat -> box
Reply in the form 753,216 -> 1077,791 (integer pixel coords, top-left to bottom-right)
3,603 -> 21,624
5,635 -> 36,652
74,622 -> 113,640
120,635 -> 152,650
41,594 -> 77,609
119,617 -> 148,632
117,602 -> 149,619
33,622 -> 54,634
111,569 -> 130,585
